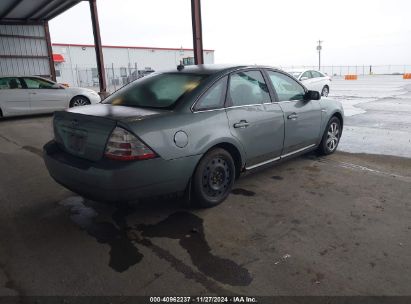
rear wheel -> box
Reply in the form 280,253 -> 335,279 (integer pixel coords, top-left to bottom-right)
318,116 -> 341,155
192,148 -> 235,208
321,86 -> 329,97
70,96 -> 90,107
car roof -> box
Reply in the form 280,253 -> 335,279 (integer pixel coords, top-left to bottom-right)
160,64 -> 280,75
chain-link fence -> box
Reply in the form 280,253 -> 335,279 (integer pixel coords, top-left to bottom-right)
55,64 -> 411,93
55,63 -> 155,93
279,65 -> 411,76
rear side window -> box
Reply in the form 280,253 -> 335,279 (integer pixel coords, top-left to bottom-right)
0,77 -> 23,89
104,73 -> 207,109
301,71 -> 312,79
228,71 -> 270,106
194,77 -> 227,111
267,71 -> 305,102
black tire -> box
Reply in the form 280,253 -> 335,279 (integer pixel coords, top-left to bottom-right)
321,85 -> 329,97
69,96 -> 90,107
192,148 -> 235,208
318,116 -> 341,155
0,108 -> 3,118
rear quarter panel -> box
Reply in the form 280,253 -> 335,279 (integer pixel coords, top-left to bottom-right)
122,110 -> 245,163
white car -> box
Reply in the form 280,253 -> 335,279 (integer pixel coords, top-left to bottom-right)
286,69 -> 331,97
0,76 -> 101,118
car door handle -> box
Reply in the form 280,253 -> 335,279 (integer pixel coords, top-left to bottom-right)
29,92 -> 37,94
287,113 -> 298,120
233,120 -> 250,128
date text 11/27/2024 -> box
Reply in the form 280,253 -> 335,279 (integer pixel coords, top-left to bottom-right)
149,296 -> 258,303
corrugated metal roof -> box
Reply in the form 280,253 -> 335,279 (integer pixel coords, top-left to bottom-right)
0,0 -> 82,22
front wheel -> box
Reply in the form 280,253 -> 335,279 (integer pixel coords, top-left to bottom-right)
192,148 -> 235,208
318,116 -> 341,155
70,96 -> 90,107
321,86 -> 329,97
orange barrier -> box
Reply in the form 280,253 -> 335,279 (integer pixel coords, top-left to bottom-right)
403,73 -> 411,79
345,74 -> 358,80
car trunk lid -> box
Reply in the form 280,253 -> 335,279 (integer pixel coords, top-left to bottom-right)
53,104 -> 165,161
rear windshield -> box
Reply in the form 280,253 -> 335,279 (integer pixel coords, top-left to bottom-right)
103,73 -> 207,109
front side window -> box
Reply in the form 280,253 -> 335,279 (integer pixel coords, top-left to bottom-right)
23,77 -> 55,89
311,71 -> 323,78
194,77 -> 227,111
288,71 -> 302,79
0,77 -> 23,89
267,71 -> 306,102
103,73 -> 207,109
228,71 -> 270,106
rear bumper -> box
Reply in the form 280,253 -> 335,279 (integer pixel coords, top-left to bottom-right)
43,140 -> 201,202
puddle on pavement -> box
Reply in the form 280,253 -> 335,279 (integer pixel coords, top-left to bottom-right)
59,197 -> 143,272
231,188 -> 256,197
59,197 -> 252,286
137,212 -> 252,286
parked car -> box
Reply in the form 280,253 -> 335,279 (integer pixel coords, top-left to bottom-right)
43,65 -> 344,208
0,76 -> 101,118
286,69 -> 331,97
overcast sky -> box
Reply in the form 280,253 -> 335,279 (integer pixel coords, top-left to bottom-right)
49,0 -> 411,66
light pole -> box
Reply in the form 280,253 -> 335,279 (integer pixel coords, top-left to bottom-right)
317,40 -> 323,71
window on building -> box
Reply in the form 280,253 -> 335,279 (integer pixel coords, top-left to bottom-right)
183,57 -> 195,66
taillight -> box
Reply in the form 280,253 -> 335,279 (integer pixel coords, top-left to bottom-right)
105,127 -> 156,161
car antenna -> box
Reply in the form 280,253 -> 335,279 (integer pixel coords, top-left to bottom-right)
177,60 -> 184,71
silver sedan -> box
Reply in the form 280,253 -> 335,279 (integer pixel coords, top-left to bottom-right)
0,76 -> 101,118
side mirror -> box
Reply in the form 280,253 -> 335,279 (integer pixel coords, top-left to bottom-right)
300,76 -> 309,81
305,90 -> 321,101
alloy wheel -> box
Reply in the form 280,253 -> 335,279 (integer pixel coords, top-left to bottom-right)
326,122 -> 339,152
322,86 -> 329,97
72,98 -> 89,107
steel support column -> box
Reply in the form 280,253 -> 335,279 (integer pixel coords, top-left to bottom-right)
89,0 -> 107,96
191,0 -> 204,65
44,21 -> 56,81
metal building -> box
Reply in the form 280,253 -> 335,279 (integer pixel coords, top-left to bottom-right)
0,0 -> 86,81
51,43 -> 215,89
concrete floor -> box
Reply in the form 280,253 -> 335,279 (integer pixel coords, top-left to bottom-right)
0,76 -> 411,297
